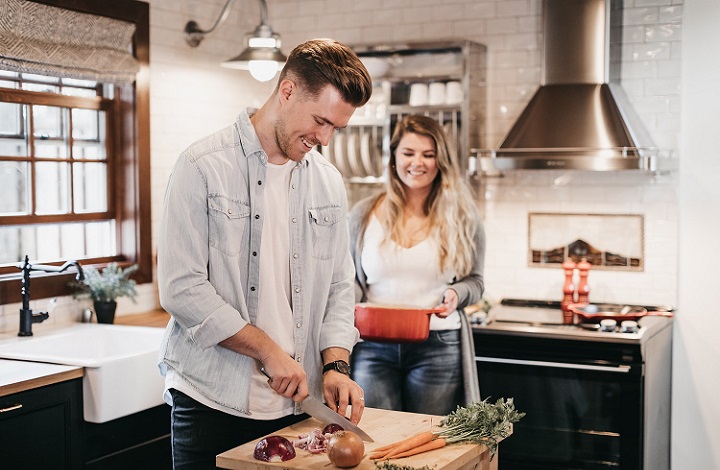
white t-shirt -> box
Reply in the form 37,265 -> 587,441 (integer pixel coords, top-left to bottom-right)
361,214 -> 460,330
249,158 -> 296,418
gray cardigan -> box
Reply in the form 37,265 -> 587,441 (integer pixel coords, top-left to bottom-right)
347,195 -> 485,404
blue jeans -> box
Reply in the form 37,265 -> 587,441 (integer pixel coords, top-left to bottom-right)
350,329 -> 463,415
169,389 -> 307,469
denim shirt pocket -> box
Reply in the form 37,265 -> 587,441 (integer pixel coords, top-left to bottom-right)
208,195 -> 250,256
308,206 -> 343,260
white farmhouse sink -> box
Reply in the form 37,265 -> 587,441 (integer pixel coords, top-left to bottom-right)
0,323 -> 165,423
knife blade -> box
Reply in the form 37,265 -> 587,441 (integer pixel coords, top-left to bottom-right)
300,395 -> 374,442
260,367 -> 374,442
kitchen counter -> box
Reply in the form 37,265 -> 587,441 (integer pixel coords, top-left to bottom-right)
0,359 -> 82,397
217,407 -> 502,470
115,308 -> 171,328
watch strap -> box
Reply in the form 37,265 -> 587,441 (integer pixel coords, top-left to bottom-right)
322,359 -> 350,375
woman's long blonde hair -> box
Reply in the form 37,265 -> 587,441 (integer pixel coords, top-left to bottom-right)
363,115 -> 478,278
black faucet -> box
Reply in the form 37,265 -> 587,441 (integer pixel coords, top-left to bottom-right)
16,255 -> 85,337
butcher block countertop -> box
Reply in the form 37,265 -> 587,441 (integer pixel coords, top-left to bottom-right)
217,407 -> 503,470
115,308 -> 171,328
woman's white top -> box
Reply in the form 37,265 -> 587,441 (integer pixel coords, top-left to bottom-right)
361,215 -> 460,330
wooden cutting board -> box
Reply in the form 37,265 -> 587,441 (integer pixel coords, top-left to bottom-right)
216,407 -> 501,470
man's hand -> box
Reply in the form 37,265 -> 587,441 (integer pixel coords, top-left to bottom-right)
261,354 -> 308,402
322,370 -> 365,424
220,324 -> 308,401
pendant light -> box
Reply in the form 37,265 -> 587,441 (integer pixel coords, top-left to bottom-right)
184,0 -> 286,82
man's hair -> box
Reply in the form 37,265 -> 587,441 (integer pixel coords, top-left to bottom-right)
277,38 -> 372,108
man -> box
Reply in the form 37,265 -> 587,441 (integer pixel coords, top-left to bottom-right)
157,38 -> 372,469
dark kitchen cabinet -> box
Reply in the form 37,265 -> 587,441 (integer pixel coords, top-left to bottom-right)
0,378 -> 83,470
82,403 -> 171,470
0,377 -> 170,470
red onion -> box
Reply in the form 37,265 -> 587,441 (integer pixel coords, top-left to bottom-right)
323,423 -> 345,435
253,435 -> 296,462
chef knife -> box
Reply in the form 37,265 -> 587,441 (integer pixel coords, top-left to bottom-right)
260,367 -> 374,442
300,394 -> 374,442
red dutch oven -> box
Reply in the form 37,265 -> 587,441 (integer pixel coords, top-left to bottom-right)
568,303 -> 674,324
354,303 -> 446,343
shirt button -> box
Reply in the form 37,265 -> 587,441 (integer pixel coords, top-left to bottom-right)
292,218 -> 297,223
255,214 -> 260,219
296,323 -> 301,328
293,253 -> 299,259
294,287 -> 300,293
296,357 -> 301,362
252,251 -> 257,256
324,216 -> 329,222
258,180 -> 262,185
250,286 -> 256,291
292,184 -> 296,189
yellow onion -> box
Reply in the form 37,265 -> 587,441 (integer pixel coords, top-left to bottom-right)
327,431 -> 365,467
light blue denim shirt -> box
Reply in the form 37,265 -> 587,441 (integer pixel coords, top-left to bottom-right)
157,109 -> 358,415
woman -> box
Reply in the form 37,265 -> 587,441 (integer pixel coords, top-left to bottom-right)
348,114 -> 485,415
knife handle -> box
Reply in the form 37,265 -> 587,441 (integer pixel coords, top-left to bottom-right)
259,367 -> 272,381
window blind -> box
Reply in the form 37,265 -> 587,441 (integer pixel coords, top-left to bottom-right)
0,0 -> 140,83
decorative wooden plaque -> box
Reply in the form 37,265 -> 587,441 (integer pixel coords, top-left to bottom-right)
528,213 -> 644,271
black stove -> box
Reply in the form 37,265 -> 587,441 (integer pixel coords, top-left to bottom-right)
472,298 -> 673,470
476,298 -> 673,344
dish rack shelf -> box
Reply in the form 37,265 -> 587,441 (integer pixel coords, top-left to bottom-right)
320,40 -> 487,185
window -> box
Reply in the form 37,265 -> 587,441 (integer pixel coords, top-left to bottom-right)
0,0 -> 151,302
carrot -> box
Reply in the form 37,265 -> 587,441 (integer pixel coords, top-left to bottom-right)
369,430 -> 434,459
388,437 -> 447,459
376,430 -> 435,460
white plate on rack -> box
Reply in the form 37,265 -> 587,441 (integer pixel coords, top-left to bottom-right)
360,131 -> 376,177
333,133 -> 348,175
346,131 -> 365,177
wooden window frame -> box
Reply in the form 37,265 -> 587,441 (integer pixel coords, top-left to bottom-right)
0,0 -> 151,304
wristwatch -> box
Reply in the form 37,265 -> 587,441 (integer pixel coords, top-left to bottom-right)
322,360 -> 350,376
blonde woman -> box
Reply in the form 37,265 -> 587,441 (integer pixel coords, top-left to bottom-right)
348,114 -> 485,414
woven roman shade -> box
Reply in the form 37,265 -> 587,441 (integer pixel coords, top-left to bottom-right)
0,0 -> 139,83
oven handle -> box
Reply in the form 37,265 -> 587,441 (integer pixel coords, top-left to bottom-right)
475,356 -> 632,373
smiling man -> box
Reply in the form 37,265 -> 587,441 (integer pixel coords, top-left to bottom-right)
157,39 -> 372,469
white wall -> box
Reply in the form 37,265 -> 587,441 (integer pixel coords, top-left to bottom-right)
674,0 -> 720,467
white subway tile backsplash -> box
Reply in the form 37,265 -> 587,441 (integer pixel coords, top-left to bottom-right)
497,0 -> 531,17
659,5 -> 684,22
623,7 -> 660,25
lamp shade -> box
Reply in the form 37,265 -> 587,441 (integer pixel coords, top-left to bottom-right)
220,22 -> 286,81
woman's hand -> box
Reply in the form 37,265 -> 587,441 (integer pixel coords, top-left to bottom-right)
436,288 -> 459,317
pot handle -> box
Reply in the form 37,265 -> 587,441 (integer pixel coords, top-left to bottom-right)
646,311 -> 675,318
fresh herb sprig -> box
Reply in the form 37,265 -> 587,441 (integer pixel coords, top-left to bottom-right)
374,462 -> 436,470
435,397 -> 525,458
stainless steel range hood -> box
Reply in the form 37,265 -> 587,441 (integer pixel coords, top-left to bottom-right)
476,0 -> 667,172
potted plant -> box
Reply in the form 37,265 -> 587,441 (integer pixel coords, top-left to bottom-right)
71,262 -> 138,324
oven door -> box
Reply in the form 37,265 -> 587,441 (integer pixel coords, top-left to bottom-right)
476,336 -> 644,470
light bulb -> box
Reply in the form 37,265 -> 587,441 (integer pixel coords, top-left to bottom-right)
248,60 -> 279,82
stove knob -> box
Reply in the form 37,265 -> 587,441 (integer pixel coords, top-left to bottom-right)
621,320 -> 639,333
600,319 -> 618,332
